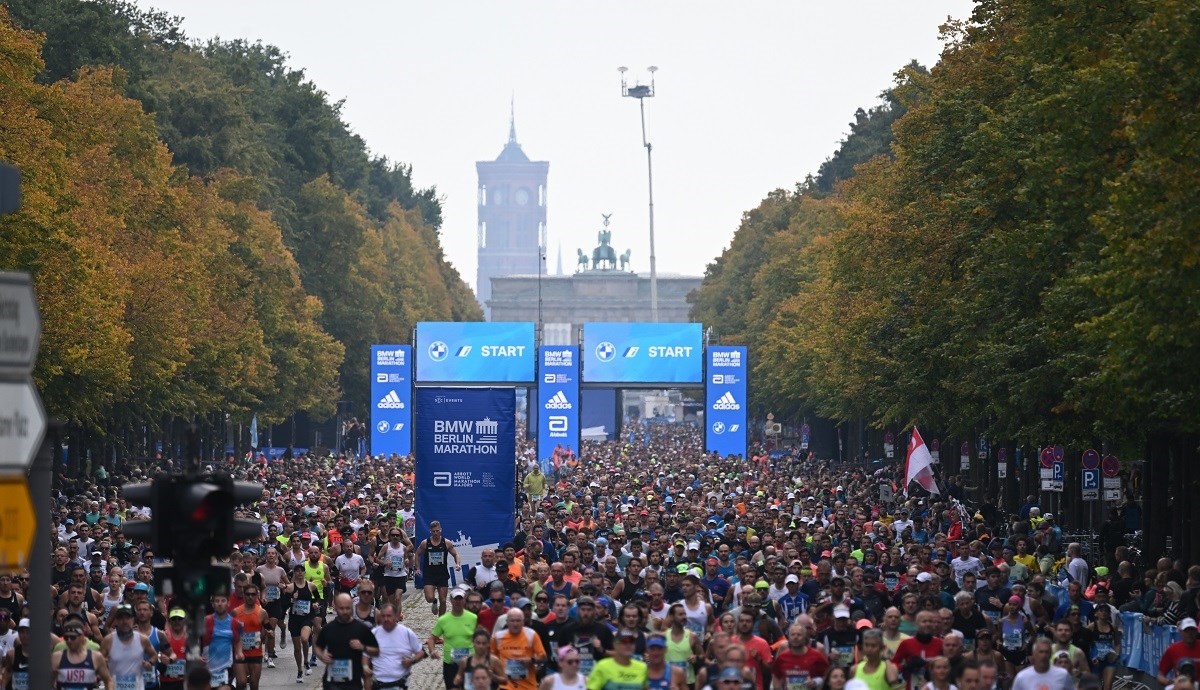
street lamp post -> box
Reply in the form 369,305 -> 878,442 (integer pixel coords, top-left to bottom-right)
619,66 -> 659,322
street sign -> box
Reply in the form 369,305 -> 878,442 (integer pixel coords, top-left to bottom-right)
1104,477 -> 1121,489
800,422 -> 810,451
998,447 -> 1007,463
1053,460 -> 1064,482
998,463 -> 1007,479
1040,467 -> 1054,479
0,380 -> 45,469
930,438 -> 940,463
1082,449 -> 1100,470
1040,447 -> 1054,469
1053,445 -> 1065,462
1040,479 -> 1064,492
1102,454 -> 1120,477
884,430 -> 895,459
978,436 -> 989,460
0,475 -> 34,567
1104,488 -> 1121,501
0,273 -> 40,375
1082,469 -> 1099,500
960,441 -> 970,469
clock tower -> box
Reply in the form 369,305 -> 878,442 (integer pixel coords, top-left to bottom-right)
476,111 -> 548,318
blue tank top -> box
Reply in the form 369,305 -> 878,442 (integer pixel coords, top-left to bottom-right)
57,649 -> 98,690
207,614 -> 236,673
647,668 -> 672,690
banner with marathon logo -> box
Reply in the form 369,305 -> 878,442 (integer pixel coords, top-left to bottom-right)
536,345 -> 579,474
706,345 -> 748,457
582,322 -> 703,383
370,345 -> 412,457
414,321 -> 535,383
414,387 -> 516,579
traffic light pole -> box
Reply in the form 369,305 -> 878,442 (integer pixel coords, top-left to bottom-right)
29,422 -> 56,686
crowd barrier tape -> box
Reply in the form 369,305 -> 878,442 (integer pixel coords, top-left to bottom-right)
1119,611 -> 1181,675
1040,586 -> 1177,676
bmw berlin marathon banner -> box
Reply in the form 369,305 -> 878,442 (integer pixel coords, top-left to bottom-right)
537,346 -> 579,474
415,388 -> 516,581
706,345 -> 748,457
370,345 -> 412,456
415,322 -> 535,383
583,322 -> 703,383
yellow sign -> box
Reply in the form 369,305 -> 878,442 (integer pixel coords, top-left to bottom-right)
0,476 -> 34,569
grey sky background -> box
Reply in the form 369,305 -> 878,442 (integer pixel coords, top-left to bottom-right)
136,1 -> 975,291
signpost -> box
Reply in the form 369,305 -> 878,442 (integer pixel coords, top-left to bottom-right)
960,441 -> 970,471
930,438 -> 940,463
0,476 -> 33,567
1081,468 -> 1100,501
0,380 -> 45,470
884,430 -> 895,459
997,447 -> 1007,479
800,422 -> 810,451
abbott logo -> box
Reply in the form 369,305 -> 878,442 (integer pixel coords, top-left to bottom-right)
378,390 -> 406,409
548,416 -> 568,433
433,472 -> 452,487
545,391 -> 572,410
712,374 -> 724,385
713,392 -> 741,410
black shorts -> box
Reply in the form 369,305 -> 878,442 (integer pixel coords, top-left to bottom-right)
238,656 -> 263,665
160,681 -> 184,690
264,600 -> 285,620
1000,648 -> 1026,666
288,615 -> 315,637
424,570 -> 450,588
383,576 -> 408,594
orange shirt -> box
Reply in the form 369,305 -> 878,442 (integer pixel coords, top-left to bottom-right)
490,626 -> 546,690
234,604 -> 265,657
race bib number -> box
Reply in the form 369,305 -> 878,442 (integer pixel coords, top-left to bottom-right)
786,672 -> 811,690
211,669 -> 229,686
144,668 -> 157,686
831,646 -> 854,668
10,672 -> 27,690
984,609 -> 1001,624
452,647 -> 471,662
429,551 -> 445,566
166,660 -> 186,678
329,658 -> 353,682
242,631 -> 261,650
391,556 -> 404,572
1003,631 -> 1022,650
265,585 -> 280,602
506,659 -> 528,679
114,675 -> 139,690
293,599 -> 311,615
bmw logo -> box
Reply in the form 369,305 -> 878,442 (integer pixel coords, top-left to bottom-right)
428,341 -> 448,361
712,422 -> 726,435
377,420 -> 390,433
595,341 -> 616,362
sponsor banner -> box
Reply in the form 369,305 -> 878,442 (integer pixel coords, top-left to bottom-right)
582,322 -> 703,384
414,388 -> 516,582
415,322 -> 535,383
370,345 -> 412,457
536,346 -> 579,475
706,345 -> 748,457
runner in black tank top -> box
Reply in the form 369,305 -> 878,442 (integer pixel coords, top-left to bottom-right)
416,520 -> 459,616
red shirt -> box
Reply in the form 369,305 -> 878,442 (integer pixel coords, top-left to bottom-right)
892,636 -> 943,690
772,646 -> 830,688
477,605 -> 508,633
1159,639 -> 1200,677
737,634 -> 774,690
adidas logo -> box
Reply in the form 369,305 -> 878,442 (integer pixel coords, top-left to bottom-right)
712,392 -> 741,411
545,391 -> 573,410
378,390 -> 406,409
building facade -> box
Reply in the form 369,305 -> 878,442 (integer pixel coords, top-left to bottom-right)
475,118 -> 548,317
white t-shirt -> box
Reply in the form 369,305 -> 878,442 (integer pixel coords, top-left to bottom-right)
1067,557 -> 1089,588
335,553 -> 366,581
371,623 -> 423,683
1010,665 -> 1073,690
951,557 -> 983,585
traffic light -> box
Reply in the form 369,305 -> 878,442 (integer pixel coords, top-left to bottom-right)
122,472 -> 263,604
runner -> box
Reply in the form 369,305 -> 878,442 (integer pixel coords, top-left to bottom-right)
233,584 -> 269,689
416,521 -> 462,616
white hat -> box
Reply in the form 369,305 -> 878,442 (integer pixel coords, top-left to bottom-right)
833,605 -> 851,618
687,541 -> 700,551
1180,618 -> 1198,632
785,574 -> 800,585
916,572 -> 933,583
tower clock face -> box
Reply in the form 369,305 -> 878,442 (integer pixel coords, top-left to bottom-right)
491,188 -> 506,205
515,188 -> 530,206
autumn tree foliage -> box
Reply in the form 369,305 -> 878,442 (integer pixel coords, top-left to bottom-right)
0,4 -> 479,430
692,0 -> 1200,447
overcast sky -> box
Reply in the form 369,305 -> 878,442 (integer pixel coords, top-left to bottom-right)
137,1 -> 974,292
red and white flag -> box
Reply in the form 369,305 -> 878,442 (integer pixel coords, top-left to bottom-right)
904,426 -> 940,496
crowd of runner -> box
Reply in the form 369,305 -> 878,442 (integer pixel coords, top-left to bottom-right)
13,422 -> 1200,690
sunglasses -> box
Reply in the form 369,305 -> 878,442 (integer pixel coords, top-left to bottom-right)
63,633 -> 81,640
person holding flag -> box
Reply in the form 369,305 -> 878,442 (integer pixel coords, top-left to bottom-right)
904,427 -> 940,497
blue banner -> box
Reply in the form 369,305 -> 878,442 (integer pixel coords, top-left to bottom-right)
582,322 -> 703,383
706,346 -> 748,457
414,388 -> 516,582
537,346 -> 579,475
415,322 -> 535,383
371,345 -> 413,457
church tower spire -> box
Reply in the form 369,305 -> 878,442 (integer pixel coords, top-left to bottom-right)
508,95 -> 517,144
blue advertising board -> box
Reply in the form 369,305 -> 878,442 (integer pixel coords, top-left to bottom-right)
414,387 -> 516,581
370,345 -> 412,457
706,345 -> 748,457
536,346 -> 579,474
582,322 -> 703,384
415,322 -> 535,383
